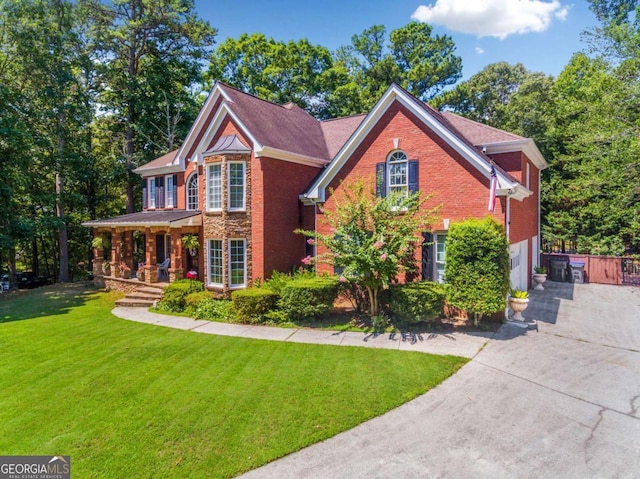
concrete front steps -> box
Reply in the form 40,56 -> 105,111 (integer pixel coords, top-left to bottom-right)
115,285 -> 164,308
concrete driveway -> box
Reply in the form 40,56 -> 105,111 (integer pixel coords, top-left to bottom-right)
240,282 -> 640,478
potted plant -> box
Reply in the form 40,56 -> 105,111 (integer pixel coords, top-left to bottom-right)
508,288 -> 529,321
91,236 -> 105,249
533,265 -> 547,290
182,234 -> 200,256
119,262 -> 131,279
102,261 -> 111,276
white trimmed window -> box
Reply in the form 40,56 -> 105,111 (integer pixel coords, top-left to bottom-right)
187,173 -> 199,211
228,162 -> 246,211
207,163 -> 222,211
166,174 -> 177,208
388,150 -> 408,197
229,239 -> 246,287
208,239 -> 223,286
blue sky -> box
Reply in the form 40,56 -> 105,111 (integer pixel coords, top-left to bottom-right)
194,0 -> 600,81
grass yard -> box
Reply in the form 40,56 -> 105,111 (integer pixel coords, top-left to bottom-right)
0,284 -> 468,478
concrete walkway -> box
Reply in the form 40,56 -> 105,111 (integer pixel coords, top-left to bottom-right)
113,282 -> 640,477
112,306 -> 494,359
238,282 -> 640,478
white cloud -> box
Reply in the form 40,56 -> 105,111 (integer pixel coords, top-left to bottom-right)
412,0 -> 570,40
475,46 -> 485,54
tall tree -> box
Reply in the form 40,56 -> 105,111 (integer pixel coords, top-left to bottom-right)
336,22 -> 462,113
1,0 -> 92,282
207,33 -> 336,118
82,0 -> 216,213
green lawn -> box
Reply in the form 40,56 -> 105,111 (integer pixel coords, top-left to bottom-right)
0,284 -> 468,478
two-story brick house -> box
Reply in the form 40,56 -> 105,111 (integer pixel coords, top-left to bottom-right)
84,82 -> 547,292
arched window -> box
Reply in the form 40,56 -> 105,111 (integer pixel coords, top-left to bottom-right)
387,150 -> 408,197
375,150 -> 418,198
186,173 -> 199,211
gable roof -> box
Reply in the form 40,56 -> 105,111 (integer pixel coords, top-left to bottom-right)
321,114 -> 367,158
303,84 -> 535,204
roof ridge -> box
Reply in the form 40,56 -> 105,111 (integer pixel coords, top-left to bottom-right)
218,81 -> 307,113
321,113 -> 367,123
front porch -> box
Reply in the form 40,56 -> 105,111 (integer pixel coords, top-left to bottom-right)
83,210 -> 203,288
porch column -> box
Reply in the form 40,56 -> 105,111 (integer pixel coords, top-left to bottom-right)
92,236 -> 104,277
144,227 -> 158,284
169,229 -> 184,282
110,229 -> 121,278
123,232 -> 133,271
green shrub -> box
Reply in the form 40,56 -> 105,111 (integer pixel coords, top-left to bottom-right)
184,291 -> 215,315
445,218 -> 510,326
279,276 -> 340,321
158,279 -> 204,312
193,298 -> 234,322
261,269 -> 315,295
231,288 -> 279,324
382,281 -> 447,324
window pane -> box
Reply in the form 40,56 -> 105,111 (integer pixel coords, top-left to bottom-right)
207,164 -> 221,210
229,239 -> 245,287
228,162 -> 245,210
208,239 -> 222,285
436,235 -> 447,284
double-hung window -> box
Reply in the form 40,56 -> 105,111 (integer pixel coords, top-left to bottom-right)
228,162 -> 245,211
435,234 -> 447,284
229,239 -> 246,287
207,164 -> 222,211
166,174 -> 177,208
148,178 -> 157,209
208,239 -> 223,286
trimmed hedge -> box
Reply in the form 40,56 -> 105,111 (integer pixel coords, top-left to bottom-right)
231,288 -> 279,324
158,280 -> 204,312
382,281 -> 448,324
279,276 -> 340,321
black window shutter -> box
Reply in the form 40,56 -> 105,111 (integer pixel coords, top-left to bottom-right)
376,162 -> 386,198
421,232 -> 433,281
172,174 -> 178,208
408,160 -> 419,194
142,178 -> 148,209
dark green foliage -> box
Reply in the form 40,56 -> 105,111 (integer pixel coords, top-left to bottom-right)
192,298 -> 234,322
382,281 -> 448,324
158,280 -> 204,312
231,288 -> 279,324
184,290 -> 215,314
445,218 -> 510,326
279,277 -> 340,321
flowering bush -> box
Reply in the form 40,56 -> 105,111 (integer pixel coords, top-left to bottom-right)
297,177 -> 440,316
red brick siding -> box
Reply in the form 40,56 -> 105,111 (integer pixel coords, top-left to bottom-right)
316,101 -> 510,274
255,158 -> 321,279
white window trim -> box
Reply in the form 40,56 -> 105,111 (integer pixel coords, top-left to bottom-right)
526,162 -> 531,190
228,238 -> 246,289
186,172 -> 199,211
207,238 -> 223,287
434,233 -> 447,284
165,174 -> 176,208
227,161 -> 246,212
148,178 -> 157,209
207,163 -> 222,212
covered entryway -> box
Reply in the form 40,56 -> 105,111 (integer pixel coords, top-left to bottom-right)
83,210 -> 202,286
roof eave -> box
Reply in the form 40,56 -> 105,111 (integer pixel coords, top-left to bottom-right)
133,163 -> 184,177
256,146 -> 329,167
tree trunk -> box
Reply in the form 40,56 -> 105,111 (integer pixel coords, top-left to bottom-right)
366,286 -> 380,317
57,111 -> 69,283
